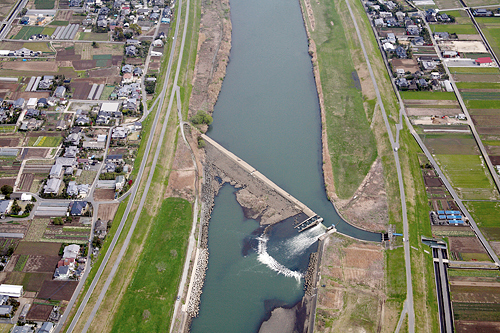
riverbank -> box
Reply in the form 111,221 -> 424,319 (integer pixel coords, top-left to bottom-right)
298,0 -> 390,233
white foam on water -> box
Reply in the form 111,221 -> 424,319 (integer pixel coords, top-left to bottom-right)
280,224 -> 326,259
257,235 -> 303,282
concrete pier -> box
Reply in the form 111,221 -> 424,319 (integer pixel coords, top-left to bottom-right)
201,134 -> 316,217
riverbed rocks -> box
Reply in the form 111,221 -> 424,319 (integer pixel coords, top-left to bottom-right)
203,142 -> 301,225
303,252 -> 318,296
186,248 -> 209,318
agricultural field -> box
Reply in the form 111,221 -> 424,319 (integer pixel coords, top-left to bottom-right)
476,17 -> 500,60
420,133 -> 479,155
433,0 -> 461,9
456,81 -> 500,89
0,0 -> 17,21
450,66 -> 500,74
464,201 -> 500,241
49,20 -> 69,26
28,136 -> 62,147
400,91 -> 456,100
431,23 -> 478,35
34,0 -> 55,8
448,236 -> 490,261
14,27 -> 44,40
23,42 -> 52,53
110,198 -> 192,332
78,32 -> 109,41
434,154 -> 499,200
461,91 -> 500,100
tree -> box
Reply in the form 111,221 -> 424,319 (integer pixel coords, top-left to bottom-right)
190,111 -> 213,125
11,200 -> 21,215
53,217 -> 64,225
129,23 -> 142,35
1,185 -> 13,196
24,203 -> 34,214
92,41 -> 99,48
92,236 -> 102,248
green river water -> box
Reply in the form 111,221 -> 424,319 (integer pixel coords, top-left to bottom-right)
190,0 -> 381,330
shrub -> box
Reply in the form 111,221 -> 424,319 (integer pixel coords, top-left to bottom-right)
190,111 -> 213,125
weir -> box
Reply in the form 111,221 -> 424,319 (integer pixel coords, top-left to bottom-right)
294,215 -> 324,233
202,134 -> 318,219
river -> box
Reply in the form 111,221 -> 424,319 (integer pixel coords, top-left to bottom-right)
190,0 -> 380,330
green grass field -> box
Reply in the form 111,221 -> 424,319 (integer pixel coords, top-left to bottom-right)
466,99 -> 500,109
435,154 -> 498,199
110,198 -> 192,332
450,67 -> 500,74
431,24 -> 477,34
400,91 -> 456,100
78,32 -> 109,41
461,91 -> 500,100
308,0 -> 377,199
475,20 -> 500,63
41,27 -> 56,36
456,82 -> 500,89
464,201 -> 500,228
34,0 -> 55,9
14,255 -> 28,272
14,26 -> 44,40
28,136 -> 62,147
49,20 -> 69,26
23,42 -> 51,52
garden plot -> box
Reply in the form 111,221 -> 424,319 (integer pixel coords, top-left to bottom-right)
448,236 -> 490,261
420,133 -> 479,155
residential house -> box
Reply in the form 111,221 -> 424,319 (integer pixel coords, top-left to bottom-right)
70,201 -> 88,216
152,39 -> 163,47
49,164 -> 63,178
121,64 -> 133,73
112,127 -> 128,140
75,114 -> 90,126
64,146 -> 78,158
411,36 -> 425,46
13,98 -> 25,110
395,46 -> 407,58
0,305 -> 12,317
54,86 -> 66,98
39,322 -> 54,333
443,50 -> 458,58
44,178 -> 62,194
95,219 -> 108,239
125,45 -> 137,56
0,201 -> 12,215
65,132 -> 81,145
54,265 -> 70,279
395,77 -> 409,89
133,67 -> 143,76
115,175 -> 125,190
122,72 -> 134,83
63,244 -> 80,259
37,97 -> 48,107
106,154 -> 124,164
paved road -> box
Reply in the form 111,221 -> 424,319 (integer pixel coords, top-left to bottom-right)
68,1 -> 189,331
346,1 -> 415,331
0,0 -> 28,40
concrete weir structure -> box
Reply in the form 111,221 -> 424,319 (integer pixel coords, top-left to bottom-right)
201,134 -> 316,219
181,135 -> 325,331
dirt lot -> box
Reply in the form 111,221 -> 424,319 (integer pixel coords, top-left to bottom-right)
38,280 -> 78,301
94,189 -> 115,201
88,67 -> 119,78
72,60 -> 97,70
405,100 -> 460,106
315,236 -> 387,332
0,178 -> 15,188
97,203 -> 119,221
335,158 -> 389,232
24,255 -> 60,273
26,303 -> 53,321
14,242 -> 61,256
455,321 -> 500,333
441,41 -> 488,53
10,91 -> 50,101
165,138 -> 196,201
72,80 -> 92,100
451,285 -> 500,303
1,60 -> 58,72
21,148 -> 49,159
449,236 -> 488,253
391,58 -> 420,72
406,107 -> 462,116
0,137 -> 21,146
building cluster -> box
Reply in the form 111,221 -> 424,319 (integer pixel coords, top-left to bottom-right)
54,244 -> 86,280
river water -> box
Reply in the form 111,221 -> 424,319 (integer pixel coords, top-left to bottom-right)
190,0 -> 381,330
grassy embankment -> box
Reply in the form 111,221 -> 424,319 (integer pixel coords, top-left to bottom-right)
61,6 -> 185,331
303,0 -> 438,330
110,198 -> 192,332
64,0 -> 200,331
308,0 -> 439,329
